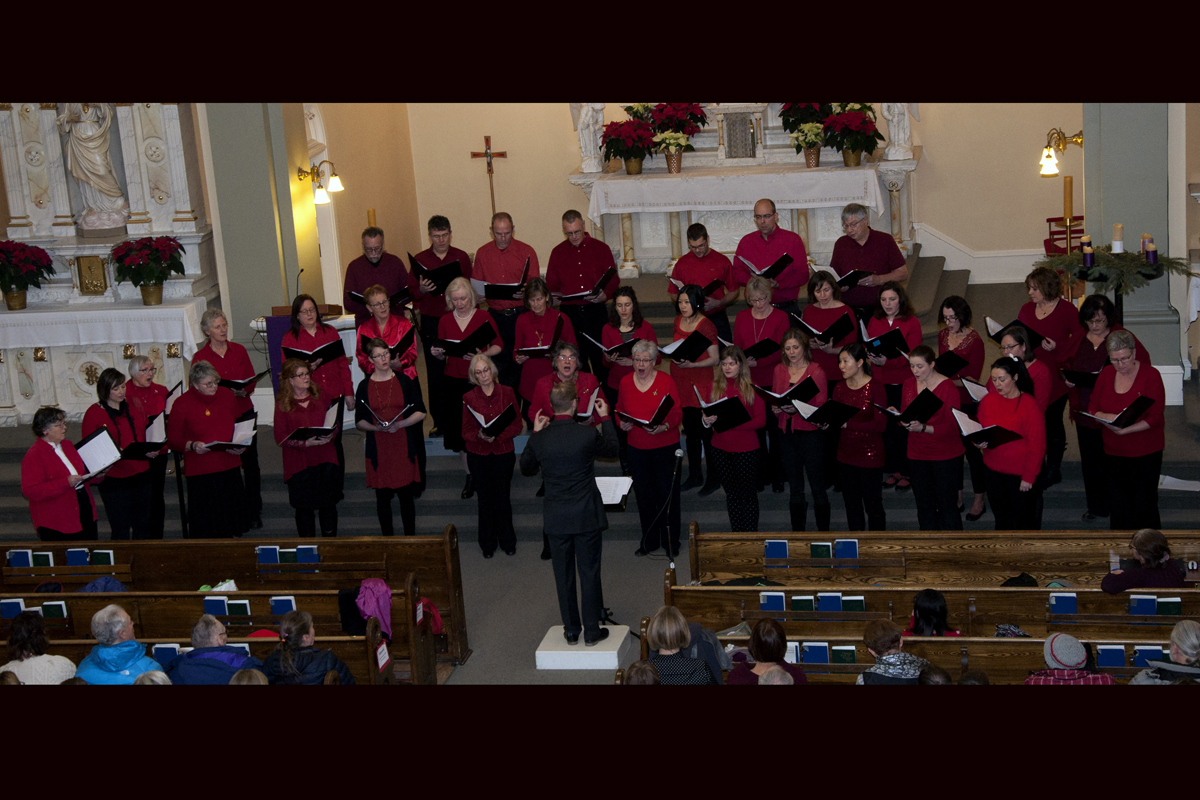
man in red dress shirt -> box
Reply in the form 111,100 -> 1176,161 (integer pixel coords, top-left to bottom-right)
343,227 -> 409,327
731,199 -> 809,318
668,223 -> 738,344
474,212 -> 541,391
547,209 -> 619,381
410,215 -> 473,438
830,203 -> 909,323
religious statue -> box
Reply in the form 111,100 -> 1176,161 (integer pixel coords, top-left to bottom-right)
56,103 -> 130,230
569,103 -> 606,173
882,103 -> 920,161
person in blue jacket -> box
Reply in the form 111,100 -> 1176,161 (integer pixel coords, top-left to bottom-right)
262,610 -> 356,685
76,604 -> 162,685
164,614 -> 265,685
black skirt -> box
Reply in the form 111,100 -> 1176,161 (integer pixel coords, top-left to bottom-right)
286,461 -> 343,510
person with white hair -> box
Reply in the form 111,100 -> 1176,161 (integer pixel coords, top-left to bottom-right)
1130,620 -> 1200,685
75,605 -> 161,685
163,614 -> 265,685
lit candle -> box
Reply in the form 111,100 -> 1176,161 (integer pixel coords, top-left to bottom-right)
1145,242 -> 1159,264
1112,223 -> 1124,253
1063,176 -> 1073,220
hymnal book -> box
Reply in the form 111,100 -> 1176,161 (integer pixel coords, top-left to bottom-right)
347,285 -> 411,309
616,394 -> 675,433
580,332 -> 641,360
810,542 -> 833,559
202,416 -> 257,452
270,596 -> 297,615
574,391 -> 599,424
33,552 -> 52,567
659,330 -> 713,364
816,592 -> 843,612
473,256 -> 531,302
118,438 -> 166,462
832,645 -> 858,664
227,599 -> 251,616
439,323 -> 498,359
812,264 -> 873,292
165,381 -> 183,415
875,389 -> 944,425
1157,597 -> 1182,616
359,326 -> 417,364
1134,645 -> 1168,668
286,402 -> 344,442
203,596 -> 229,616
467,403 -> 517,438
790,595 -> 815,611
516,317 -> 566,358
764,539 -> 789,560
279,549 -> 298,564
792,311 -> 855,345
282,338 -> 347,366
297,545 -> 319,564
860,322 -> 911,359
759,592 -> 786,612
951,408 -> 1023,448
985,317 -> 1045,350
7,550 -> 32,568
256,546 -> 279,564
843,596 -> 866,613
1049,592 -> 1078,615
834,539 -> 859,559
753,378 -> 819,408
801,642 -> 830,664
218,369 -> 271,392
791,399 -> 862,429
693,387 -> 752,433
1095,644 -> 1126,668
933,350 -> 968,378
360,400 -> 415,428
737,253 -> 794,281
92,550 -> 114,566
1061,368 -> 1101,390
595,477 -> 634,506
1078,395 -> 1155,429
1129,595 -> 1157,616
785,641 -> 801,664
741,338 -> 781,361
559,267 -> 618,301
962,378 -> 989,404
1159,475 -> 1200,492
0,598 -> 25,618
407,253 -> 462,295
668,277 -> 724,298
66,548 -> 90,567
75,427 -> 121,479
41,601 -> 67,619
153,644 -> 180,664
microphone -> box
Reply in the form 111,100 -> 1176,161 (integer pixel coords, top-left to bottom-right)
294,268 -> 305,299
674,448 -> 684,460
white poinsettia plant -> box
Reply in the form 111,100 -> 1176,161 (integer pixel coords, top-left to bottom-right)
654,131 -> 691,154
788,122 -> 825,152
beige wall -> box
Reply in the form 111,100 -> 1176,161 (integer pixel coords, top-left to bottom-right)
904,103 -> 1083,252
1186,103 -> 1200,366
318,103 -> 421,274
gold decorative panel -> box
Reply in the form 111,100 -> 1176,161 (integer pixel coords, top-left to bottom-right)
166,343 -> 180,358
33,347 -> 46,362
123,344 -> 136,359
76,255 -> 108,295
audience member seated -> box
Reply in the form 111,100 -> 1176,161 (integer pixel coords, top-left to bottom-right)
76,604 -> 162,685
645,606 -> 718,685
857,619 -> 928,685
1129,620 -> 1200,685
957,671 -> 990,685
60,676 -> 87,685
903,589 -> 962,637
164,614 -> 266,685
133,670 -> 172,685
758,665 -> 794,685
262,610 -> 356,685
229,669 -> 269,685
726,618 -> 808,685
624,660 -> 660,685
918,664 -> 954,685
1024,633 -> 1115,685
0,611 -> 77,685
0,671 -> 19,685
1101,528 -> 1187,594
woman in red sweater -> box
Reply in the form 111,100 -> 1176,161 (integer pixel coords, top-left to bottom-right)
773,329 -> 829,531
194,307 -> 262,530
801,272 -> 858,496
514,277 -> 576,427
669,284 -> 720,494
1017,267 -> 1082,487
938,296 -> 986,520
733,276 -> 790,493
701,346 -> 767,532
462,353 -> 524,558
81,368 -> 154,540
897,346 -> 963,530
354,285 -> 418,381
166,360 -> 248,538
865,281 -> 922,492
833,343 -> 888,531
976,357 -> 1046,531
617,339 -> 684,557
1087,330 -> 1165,531
999,328 -> 1050,411
531,341 -> 605,426
125,355 -> 171,538
274,359 -> 341,538
601,286 -> 658,475
21,407 -> 99,541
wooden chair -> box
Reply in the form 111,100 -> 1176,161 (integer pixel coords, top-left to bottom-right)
1044,216 -> 1086,255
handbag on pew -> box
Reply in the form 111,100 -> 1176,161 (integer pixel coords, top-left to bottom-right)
995,624 -> 1032,638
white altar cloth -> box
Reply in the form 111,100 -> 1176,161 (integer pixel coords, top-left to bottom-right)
586,162 -> 885,221
0,297 -> 208,360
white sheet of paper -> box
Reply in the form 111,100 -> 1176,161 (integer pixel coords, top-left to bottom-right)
595,476 -> 634,505
145,413 -> 166,444
952,407 -> 983,435
1159,475 -> 1200,492
231,418 -> 256,445
985,316 -> 1004,337
165,382 -> 183,415
962,378 -> 988,404
793,399 -> 818,419
658,338 -> 685,356
76,429 -> 121,477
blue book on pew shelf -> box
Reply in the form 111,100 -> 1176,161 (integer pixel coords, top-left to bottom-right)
816,592 -> 843,612
764,539 -> 788,568
1049,593 -> 1077,615
203,596 -> 228,616
270,596 -> 297,615
0,598 -> 25,619
1095,645 -> 1125,668
801,642 -> 830,664
785,641 -> 800,664
1133,645 -> 1168,668
153,644 -> 180,665
759,592 -> 785,612
297,546 -> 319,563
256,546 -> 280,563
66,548 -> 90,566
833,538 -> 859,560
1129,595 -> 1157,615
6,550 -> 32,568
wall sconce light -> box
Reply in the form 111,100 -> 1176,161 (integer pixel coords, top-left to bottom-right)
1039,128 -> 1083,176
297,160 -> 344,205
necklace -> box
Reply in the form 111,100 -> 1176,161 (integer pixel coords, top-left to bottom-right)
752,312 -> 769,341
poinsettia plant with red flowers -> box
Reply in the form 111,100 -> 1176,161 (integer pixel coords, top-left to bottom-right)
822,110 -> 885,155
111,236 -> 186,287
650,103 -> 708,137
602,118 -> 657,162
778,103 -> 833,133
0,240 -> 56,293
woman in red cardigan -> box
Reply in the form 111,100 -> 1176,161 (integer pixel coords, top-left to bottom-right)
670,284 -> 720,494
601,286 -> 657,475
865,281 -> 922,492
354,284 -> 418,381
125,355 -> 171,538
773,329 -> 829,531
514,277 -> 576,427
937,296 -> 986,520
166,360 -> 248,538
274,359 -> 341,538
702,346 -> 767,532
21,407 -> 99,541
462,353 -> 524,558
81,368 -> 154,540
975,357 -> 1046,531
1087,330 -> 1166,531
734,276 -> 791,493
897,346 -> 963,531
833,343 -> 888,531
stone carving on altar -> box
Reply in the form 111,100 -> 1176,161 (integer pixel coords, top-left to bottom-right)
570,103 -> 605,173
56,103 -> 129,231
882,103 -> 919,161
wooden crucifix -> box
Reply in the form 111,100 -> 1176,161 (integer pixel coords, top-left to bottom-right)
470,135 -> 507,218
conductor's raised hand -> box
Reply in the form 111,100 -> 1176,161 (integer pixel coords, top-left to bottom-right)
533,410 -> 551,432
593,395 -> 609,418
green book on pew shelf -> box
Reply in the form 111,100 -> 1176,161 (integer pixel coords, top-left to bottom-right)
790,595 -> 814,612
832,645 -> 857,664
842,596 -> 866,613
1157,597 -> 1182,616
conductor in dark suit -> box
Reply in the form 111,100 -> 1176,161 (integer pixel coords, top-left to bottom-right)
520,382 -> 619,646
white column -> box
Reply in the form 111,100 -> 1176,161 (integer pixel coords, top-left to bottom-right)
36,103 -> 76,237
0,104 -> 33,238
116,103 -> 152,234
162,103 -> 201,233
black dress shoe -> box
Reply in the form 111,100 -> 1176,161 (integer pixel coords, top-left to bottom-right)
536,481 -> 545,497
965,502 -> 987,522
428,427 -> 442,438
634,547 -> 648,557
503,546 -> 516,556
585,627 -> 610,646
540,545 -> 552,561
482,551 -> 494,559
461,474 -> 475,499
1082,511 -> 1098,521
564,631 -> 579,645
250,516 -> 263,529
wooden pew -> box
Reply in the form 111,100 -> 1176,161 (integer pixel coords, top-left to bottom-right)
2,560 -> 134,591
686,522 -> 1200,587
0,524 -> 471,664
661,568 -> 1200,640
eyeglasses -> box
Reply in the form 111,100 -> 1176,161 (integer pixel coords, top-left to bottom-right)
1111,355 -> 1134,365
1000,343 -> 1021,352
430,232 -> 451,241
753,213 -> 776,222
942,314 -> 958,322
368,300 -> 389,309
293,371 -> 310,378
363,246 -> 384,255
556,355 -> 578,362
843,218 -> 868,230
298,307 -> 317,315
195,381 -> 218,389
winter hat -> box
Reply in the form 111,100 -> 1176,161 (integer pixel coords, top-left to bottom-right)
1044,633 -> 1087,669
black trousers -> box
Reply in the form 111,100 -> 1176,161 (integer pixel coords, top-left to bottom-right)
986,469 -> 1042,530
706,306 -> 733,346
240,434 -> 262,519
420,312 -> 448,430
439,375 -> 472,453
779,428 -> 829,508
909,456 -> 964,531
561,302 -> 609,383
628,443 -> 682,553
376,486 -> 417,536
756,408 -> 784,489
1108,450 -> 1162,531
467,451 -> 516,554
1044,394 -> 1068,476
295,506 -> 338,537
146,454 -> 167,538
488,308 -> 526,391
1076,423 -> 1110,517
681,407 -> 713,482
97,471 -> 153,540
549,528 -> 604,639
38,487 -> 99,541
601,384 -> 628,468
882,382 -> 908,477
711,447 -> 759,531
958,401 -> 986,497
839,463 -> 885,531
186,467 -> 246,539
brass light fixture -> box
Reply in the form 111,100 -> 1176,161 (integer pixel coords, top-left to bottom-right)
1039,128 -> 1083,176
297,160 -> 344,205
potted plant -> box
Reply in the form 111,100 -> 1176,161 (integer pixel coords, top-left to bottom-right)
1034,246 -> 1196,318
778,103 -> 833,134
788,123 -> 826,168
111,236 -> 186,306
0,240 -> 56,310
823,104 -> 885,166
649,103 -> 707,174
602,118 -> 657,175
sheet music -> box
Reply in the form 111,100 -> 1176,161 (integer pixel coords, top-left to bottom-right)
1159,475 -> 1200,492
596,476 -> 634,505
962,378 -> 988,403
145,413 -> 166,444
76,429 -> 121,478
985,317 -> 1004,337
165,382 -> 183,415
952,407 -> 983,435
231,418 -> 257,445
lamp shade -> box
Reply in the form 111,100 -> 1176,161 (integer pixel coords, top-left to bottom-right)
313,185 -> 331,205
1039,147 -> 1059,176
327,174 -> 344,192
